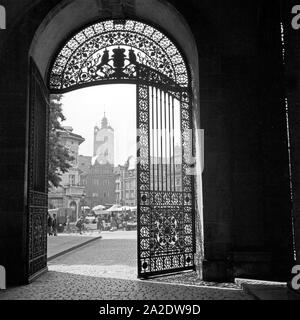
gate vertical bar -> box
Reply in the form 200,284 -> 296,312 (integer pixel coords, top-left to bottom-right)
137,66 -> 152,277
180,87 -> 196,267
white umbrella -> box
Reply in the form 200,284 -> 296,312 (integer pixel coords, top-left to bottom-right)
48,208 -> 59,214
93,205 -> 107,216
82,206 -> 90,210
92,205 -> 106,211
95,211 -> 109,215
48,208 -> 59,218
106,204 -> 122,212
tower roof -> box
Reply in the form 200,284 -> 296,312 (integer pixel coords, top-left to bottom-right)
100,112 -> 114,131
101,112 -> 108,129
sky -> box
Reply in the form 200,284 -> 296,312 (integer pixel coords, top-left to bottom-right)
58,84 -> 136,166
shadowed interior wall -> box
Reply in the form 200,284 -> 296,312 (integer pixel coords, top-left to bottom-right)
283,0 -> 300,267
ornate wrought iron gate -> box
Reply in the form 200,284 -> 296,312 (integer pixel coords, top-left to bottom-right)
27,59 -> 49,282
48,19 -> 196,278
136,66 -> 195,277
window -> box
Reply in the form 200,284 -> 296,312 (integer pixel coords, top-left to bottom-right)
49,199 -> 63,208
69,175 -> 75,185
80,176 -> 86,186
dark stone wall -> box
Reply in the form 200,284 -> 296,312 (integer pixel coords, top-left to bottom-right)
168,0 -> 294,281
0,0 -> 295,284
0,0 -> 60,285
257,2 -> 294,279
283,0 -> 300,267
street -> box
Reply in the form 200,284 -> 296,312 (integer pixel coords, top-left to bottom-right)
48,231 -> 137,280
0,230 -> 253,300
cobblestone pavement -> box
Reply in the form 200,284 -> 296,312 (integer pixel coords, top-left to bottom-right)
0,271 -> 253,300
235,279 -> 300,300
0,233 -> 253,300
154,272 -> 241,289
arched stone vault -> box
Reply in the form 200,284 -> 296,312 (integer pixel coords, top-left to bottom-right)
0,0 -> 295,285
29,0 -> 199,87
30,0 -> 204,278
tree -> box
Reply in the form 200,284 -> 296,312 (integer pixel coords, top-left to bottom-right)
48,94 -> 74,188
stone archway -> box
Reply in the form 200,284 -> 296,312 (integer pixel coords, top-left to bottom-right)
1,0 -> 293,287
26,0 -> 203,282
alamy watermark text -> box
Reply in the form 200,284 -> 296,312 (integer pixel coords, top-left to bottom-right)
0,5 -> 5,30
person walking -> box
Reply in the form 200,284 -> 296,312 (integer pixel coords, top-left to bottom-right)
97,216 -> 102,234
47,213 -> 53,236
76,215 -> 84,234
66,215 -> 71,233
52,213 -> 58,236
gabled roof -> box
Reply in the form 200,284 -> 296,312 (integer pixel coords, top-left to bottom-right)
58,127 -> 85,144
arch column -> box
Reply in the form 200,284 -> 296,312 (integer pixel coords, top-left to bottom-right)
283,0 -> 300,268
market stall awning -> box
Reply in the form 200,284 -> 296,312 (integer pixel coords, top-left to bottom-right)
92,205 -> 106,211
106,204 -> 122,212
48,208 -> 59,213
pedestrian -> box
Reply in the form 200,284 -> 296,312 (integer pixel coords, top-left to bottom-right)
76,215 -> 84,234
66,215 -> 71,233
47,213 -> 53,236
52,213 -> 57,236
97,216 -> 102,234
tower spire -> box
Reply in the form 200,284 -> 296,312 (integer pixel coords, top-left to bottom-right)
101,112 -> 108,129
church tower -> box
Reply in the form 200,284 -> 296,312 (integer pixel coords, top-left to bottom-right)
93,113 -> 114,165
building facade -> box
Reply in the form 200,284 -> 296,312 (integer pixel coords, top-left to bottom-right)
85,162 -> 115,208
48,127 -> 85,221
78,155 -> 92,187
83,115 -> 116,208
115,156 -> 136,207
78,155 -> 92,175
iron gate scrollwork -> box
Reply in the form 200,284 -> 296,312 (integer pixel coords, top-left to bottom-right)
49,19 -> 188,92
49,19 -> 195,278
27,59 -> 49,281
137,64 -> 195,277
